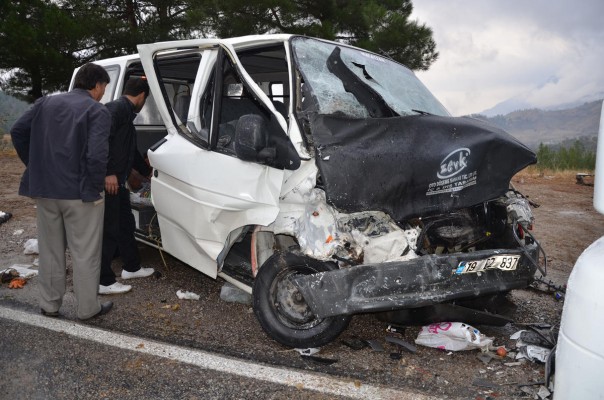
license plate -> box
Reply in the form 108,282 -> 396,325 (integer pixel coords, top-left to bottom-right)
455,255 -> 520,275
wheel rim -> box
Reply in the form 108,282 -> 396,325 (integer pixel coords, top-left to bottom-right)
270,266 -> 322,330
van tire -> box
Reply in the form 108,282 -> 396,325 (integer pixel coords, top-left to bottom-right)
252,252 -> 351,348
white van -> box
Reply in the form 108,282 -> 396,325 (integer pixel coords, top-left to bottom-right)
75,34 -> 545,348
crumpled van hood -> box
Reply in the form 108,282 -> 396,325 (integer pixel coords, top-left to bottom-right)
310,114 -> 537,222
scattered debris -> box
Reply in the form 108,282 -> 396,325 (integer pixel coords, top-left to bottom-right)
23,238 -> 38,255
364,339 -> 385,352
504,361 -> 523,367
576,173 -> 594,186
0,211 -> 12,225
537,385 -> 552,399
512,330 -> 555,348
385,324 -> 406,336
8,277 -> 27,289
476,352 -> 493,365
176,290 -> 200,300
415,322 -> 493,351
295,348 -> 320,356
1,269 -> 20,283
12,229 -> 24,236
385,335 -> 417,353
219,282 -> 251,305
516,345 -> 551,363
531,275 -> 566,294
1,265 -> 38,279
510,326 -> 556,365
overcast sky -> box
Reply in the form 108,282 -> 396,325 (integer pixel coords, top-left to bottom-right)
410,0 -> 604,116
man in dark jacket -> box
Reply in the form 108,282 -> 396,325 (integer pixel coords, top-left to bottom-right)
99,77 -> 155,294
11,63 -> 114,319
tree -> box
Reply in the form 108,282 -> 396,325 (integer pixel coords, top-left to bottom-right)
536,141 -> 596,171
0,0 -> 93,101
196,0 -> 437,70
1,0 -> 438,101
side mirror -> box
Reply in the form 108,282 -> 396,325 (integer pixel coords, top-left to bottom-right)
234,114 -> 275,162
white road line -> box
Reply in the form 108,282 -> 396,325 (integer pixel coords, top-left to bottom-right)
0,306 -> 434,400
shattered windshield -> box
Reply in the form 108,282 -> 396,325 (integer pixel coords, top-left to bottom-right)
291,37 -> 449,118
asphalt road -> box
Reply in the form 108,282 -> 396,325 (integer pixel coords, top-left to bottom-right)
0,306 -> 427,399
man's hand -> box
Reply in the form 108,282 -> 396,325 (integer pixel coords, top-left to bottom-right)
105,175 -> 119,195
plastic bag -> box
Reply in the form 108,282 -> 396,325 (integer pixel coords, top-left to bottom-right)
23,238 -> 39,255
415,322 -> 493,351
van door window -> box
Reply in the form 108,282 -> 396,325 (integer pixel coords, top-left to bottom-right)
100,65 -> 120,104
139,52 -> 206,147
214,58 -> 268,155
211,51 -> 300,170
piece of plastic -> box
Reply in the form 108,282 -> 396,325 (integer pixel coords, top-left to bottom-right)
295,348 -> 320,356
176,290 -> 200,300
23,238 -> 39,255
219,282 -> 251,305
515,345 -> 551,363
415,322 -> 493,351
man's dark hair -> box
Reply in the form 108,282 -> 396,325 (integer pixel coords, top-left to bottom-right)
123,77 -> 150,98
73,63 -> 110,90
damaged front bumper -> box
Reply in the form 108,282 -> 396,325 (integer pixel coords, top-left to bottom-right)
292,244 -> 540,319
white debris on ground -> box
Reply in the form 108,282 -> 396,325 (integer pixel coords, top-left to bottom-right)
0,264 -> 39,278
0,211 -> 12,224
510,330 -> 552,363
295,348 -> 320,356
176,290 -> 200,300
23,238 -> 38,255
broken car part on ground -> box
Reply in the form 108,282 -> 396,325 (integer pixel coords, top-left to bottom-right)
81,34 -> 545,348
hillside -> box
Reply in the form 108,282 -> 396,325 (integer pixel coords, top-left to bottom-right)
471,100 -> 602,149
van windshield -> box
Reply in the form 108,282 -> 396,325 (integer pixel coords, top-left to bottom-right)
291,37 -> 449,118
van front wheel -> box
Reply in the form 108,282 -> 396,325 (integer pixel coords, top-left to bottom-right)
252,252 -> 351,348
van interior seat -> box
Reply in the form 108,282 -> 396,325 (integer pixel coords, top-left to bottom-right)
173,92 -> 191,123
272,100 -> 288,119
221,97 -> 263,123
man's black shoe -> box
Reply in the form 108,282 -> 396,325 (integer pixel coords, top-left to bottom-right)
40,308 -> 59,317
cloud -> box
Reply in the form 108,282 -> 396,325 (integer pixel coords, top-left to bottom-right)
411,0 -> 604,115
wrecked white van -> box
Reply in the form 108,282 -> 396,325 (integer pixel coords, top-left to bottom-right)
79,34 -> 545,347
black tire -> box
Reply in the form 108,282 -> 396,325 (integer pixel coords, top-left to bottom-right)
252,252 -> 351,348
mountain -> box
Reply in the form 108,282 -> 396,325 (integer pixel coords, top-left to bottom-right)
471,100 -> 603,150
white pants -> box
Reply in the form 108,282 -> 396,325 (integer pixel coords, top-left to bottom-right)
36,197 -> 104,319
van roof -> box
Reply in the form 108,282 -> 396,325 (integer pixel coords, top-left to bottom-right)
91,34 -> 295,66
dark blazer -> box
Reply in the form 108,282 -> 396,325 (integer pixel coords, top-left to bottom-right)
10,89 -> 111,202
